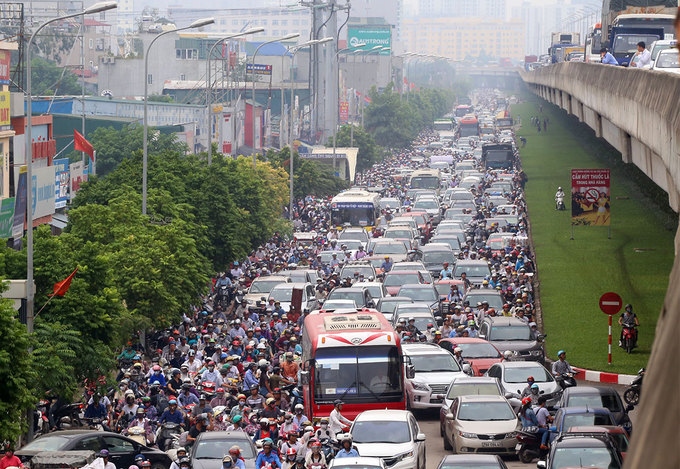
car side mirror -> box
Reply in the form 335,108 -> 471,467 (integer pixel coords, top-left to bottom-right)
406,364 -> 415,379
367,300 -> 375,308
416,432 -> 426,442
537,461 -> 547,469
300,371 -> 310,385
626,404 -> 634,412
445,412 -> 454,420
478,334 -> 486,339
462,363 -> 472,375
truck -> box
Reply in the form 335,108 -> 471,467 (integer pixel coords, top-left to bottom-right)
609,26 -> 664,65
481,143 -> 515,170
601,0 -> 678,41
551,32 -> 581,46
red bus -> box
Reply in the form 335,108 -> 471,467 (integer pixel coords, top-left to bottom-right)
454,104 -> 473,118
458,115 -> 480,138
300,310 -> 406,421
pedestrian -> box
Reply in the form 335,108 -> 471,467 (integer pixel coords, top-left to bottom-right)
543,119 -> 547,132
630,41 -> 651,68
600,47 -> 619,65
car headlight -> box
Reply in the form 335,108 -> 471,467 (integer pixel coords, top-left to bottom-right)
458,431 -> 477,438
394,450 -> 415,462
412,382 -> 430,392
530,350 -> 543,356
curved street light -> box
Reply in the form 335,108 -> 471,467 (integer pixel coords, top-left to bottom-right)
206,27 -> 264,165
143,17 -> 215,215
24,2 -> 119,434
251,33 -> 301,168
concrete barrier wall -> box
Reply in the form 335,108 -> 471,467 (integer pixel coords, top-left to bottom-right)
520,62 -> 680,212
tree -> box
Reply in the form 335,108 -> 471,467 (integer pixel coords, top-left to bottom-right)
331,125 -> 383,172
0,295 -> 37,442
30,57 -> 82,96
363,83 -> 419,149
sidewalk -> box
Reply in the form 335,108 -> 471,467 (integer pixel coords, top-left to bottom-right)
573,366 -> 637,386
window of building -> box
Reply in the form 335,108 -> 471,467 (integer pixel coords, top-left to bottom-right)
180,74 -> 186,80
88,38 -> 94,49
147,74 -> 153,85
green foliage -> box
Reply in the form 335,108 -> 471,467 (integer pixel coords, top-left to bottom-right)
513,93 -> 676,373
0,296 -> 37,442
30,57 -> 82,96
332,125 -> 383,172
148,94 -> 174,103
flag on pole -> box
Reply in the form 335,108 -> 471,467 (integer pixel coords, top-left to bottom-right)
364,95 -> 372,104
53,267 -> 78,297
74,130 -> 95,161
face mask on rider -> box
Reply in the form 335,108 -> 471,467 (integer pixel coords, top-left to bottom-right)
239,400 -> 245,405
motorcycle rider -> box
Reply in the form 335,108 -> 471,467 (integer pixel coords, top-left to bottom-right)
551,350 -> 574,377
618,304 -> 640,347
335,434 -> 359,458
520,376 -> 536,398
255,438 -> 282,468
227,446 -> 246,469
314,417 -> 334,443
329,400 -> 353,437
535,396 -> 553,450
158,399 -> 184,426
0,445 -> 24,469
292,404 -> 308,429
125,407 -> 155,445
304,440 -> 327,469
169,448 -> 188,469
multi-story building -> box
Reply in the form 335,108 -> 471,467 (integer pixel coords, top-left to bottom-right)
416,0 -> 507,20
401,17 -> 525,61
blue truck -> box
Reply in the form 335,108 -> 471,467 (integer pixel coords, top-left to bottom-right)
608,26 -> 664,66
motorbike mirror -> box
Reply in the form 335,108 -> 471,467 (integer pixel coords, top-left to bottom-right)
537,334 -> 546,341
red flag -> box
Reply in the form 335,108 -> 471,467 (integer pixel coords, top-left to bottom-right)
53,268 -> 78,297
74,130 -> 94,161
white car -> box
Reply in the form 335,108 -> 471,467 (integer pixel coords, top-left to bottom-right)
444,395 -> 520,455
350,410 -> 426,469
652,48 -> 680,74
485,361 -> 562,408
328,456 -> 386,469
402,343 -> 468,410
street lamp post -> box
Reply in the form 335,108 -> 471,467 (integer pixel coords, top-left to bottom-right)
331,43 -> 363,175
206,27 -> 264,165
251,33 -> 300,169
143,17 -> 215,215
24,0 -> 118,443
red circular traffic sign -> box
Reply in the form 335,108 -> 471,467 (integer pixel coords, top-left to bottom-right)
599,292 -> 623,315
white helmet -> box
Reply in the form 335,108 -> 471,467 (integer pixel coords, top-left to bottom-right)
454,347 -> 462,354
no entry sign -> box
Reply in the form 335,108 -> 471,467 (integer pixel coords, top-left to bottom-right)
599,292 -> 623,315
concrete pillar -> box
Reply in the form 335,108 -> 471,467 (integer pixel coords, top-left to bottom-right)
594,113 -> 602,138
621,130 -> 632,164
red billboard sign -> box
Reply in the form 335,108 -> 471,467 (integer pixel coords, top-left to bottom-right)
0,50 -> 10,85
571,169 -> 610,226
339,101 -> 349,124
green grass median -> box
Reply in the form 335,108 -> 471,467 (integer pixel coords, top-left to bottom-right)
512,91 -> 677,374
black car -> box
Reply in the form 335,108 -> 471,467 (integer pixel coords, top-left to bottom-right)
537,433 -> 623,469
556,386 -> 634,434
16,430 -> 172,469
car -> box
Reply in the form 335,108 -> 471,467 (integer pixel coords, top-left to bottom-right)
383,270 -> 427,296
433,278 -> 466,300
484,361 -> 561,408
478,316 -> 545,363
402,342 -> 467,410
412,198 -> 442,225
338,227 -> 370,243
383,226 -> 420,246
395,285 -> 439,312
429,235 -> 462,253
191,431 -> 258,469
652,48 -> 680,74
556,386 -> 634,434
325,286 -> 376,308
462,289 -> 504,312
438,376 -> 507,436
369,239 -> 411,262
435,454 -> 509,469
537,433 -> 623,469
15,430 -> 172,469
328,456 -> 386,469
420,243 -> 456,279
279,269 -> 323,284
551,406 -> 618,441
350,409 -> 426,469
565,425 -> 630,459
452,259 -> 491,286
339,261 -> 377,281
317,298 -> 358,311
267,282 -> 319,313
390,261 -> 432,282
355,281 -> 388,300
244,275 -> 291,304
438,337 -> 503,376
443,395 -> 520,454
392,303 -> 437,332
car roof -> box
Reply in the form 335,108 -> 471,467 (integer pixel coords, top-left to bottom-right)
563,386 -> 618,396
494,361 -> 547,369
399,283 -> 434,289
421,243 -> 454,251
553,435 -> 612,448
439,454 -> 504,463
559,406 -> 612,415
378,296 -> 412,303
440,337 -> 492,345
450,375 -> 498,384
402,343 -> 451,354
484,316 -> 527,326
196,430 -> 253,441
355,409 -> 411,421
330,456 -> 385,466
458,394 -> 507,403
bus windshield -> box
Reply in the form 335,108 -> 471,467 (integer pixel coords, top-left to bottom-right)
458,124 -> 479,138
410,176 -> 440,190
455,106 -> 472,117
331,203 -> 377,227
313,345 -> 403,402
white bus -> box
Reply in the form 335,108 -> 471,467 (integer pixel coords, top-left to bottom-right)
330,189 -> 381,228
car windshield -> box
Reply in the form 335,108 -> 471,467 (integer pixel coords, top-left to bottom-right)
249,280 -> 284,294
551,447 -> 620,469
458,401 -> 516,421
385,273 -> 420,286
328,290 -> 365,305
20,435 -> 71,451
454,264 -> 491,278
373,243 -> 407,255
562,413 -> 614,429
504,366 -> 552,383
414,200 -> 439,210
351,420 -> 411,444
422,251 -> 455,264
410,353 -> 461,372
269,287 -> 293,302
331,465 -> 382,469
379,300 -> 405,314
385,230 -> 414,239
488,325 -> 531,341
567,394 -> 622,412
398,287 -> 437,303
457,342 -> 501,359
340,266 -> 375,278
440,464 -> 505,469
447,383 -> 500,399
194,438 -> 256,459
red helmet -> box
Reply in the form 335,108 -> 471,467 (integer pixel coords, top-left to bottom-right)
521,397 -> 532,406
311,440 -> 321,448
216,387 -> 225,393
286,448 -> 297,456
152,365 -> 161,372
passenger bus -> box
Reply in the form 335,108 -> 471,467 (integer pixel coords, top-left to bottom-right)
330,189 -> 381,228
300,311 -> 406,421
454,105 -> 473,119
457,115 -> 480,138
433,118 -> 454,132
409,168 -> 442,195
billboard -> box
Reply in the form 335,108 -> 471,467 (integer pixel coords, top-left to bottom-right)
348,26 -> 391,55
32,165 -> 56,219
0,49 -> 10,85
219,112 -> 233,154
54,158 -> 70,209
0,91 -> 9,126
571,169 -> 610,226
246,63 -> 273,76
70,161 -> 85,198
0,197 -> 15,238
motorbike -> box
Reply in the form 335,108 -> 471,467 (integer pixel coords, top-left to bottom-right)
624,368 -> 645,406
555,193 -> 565,210
52,402 -> 84,430
318,438 -> 336,463
281,383 -> 303,409
515,427 -> 548,463
621,325 -> 638,353
34,399 -> 51,436
555,372 -> 577,390
83,417 -> 106,431
157,422 -> 182,451
127,425 -> 148,445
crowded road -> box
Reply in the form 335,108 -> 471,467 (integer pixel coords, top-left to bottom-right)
417,382 -> 634,469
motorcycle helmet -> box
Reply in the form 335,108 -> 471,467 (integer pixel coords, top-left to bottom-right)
231,415 -> 242,424
140,462 -> 151,469
531,383 -> 539,390
521,397 -> 532,406
134,455 -> 145,463
311,440 -> 321,448
557,350 -> 566,357
178,457 -> 191,469
262,438 -> 274,448
221,456 -> 233,468
286,448 -> 297,459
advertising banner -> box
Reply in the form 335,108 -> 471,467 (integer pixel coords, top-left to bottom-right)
54,158 -> 70,209
32,165 -> 56,219
0,49 -> 10,84
571,169 -> 610,226
347,26 -> 391,55
219,112 -> 233,154
0,91 -> 9,126
12,167 -> 26,244
0,197 -> 15,238
70,161 -> 85,198
339,101 -> 349,124
246,63 -> 273,76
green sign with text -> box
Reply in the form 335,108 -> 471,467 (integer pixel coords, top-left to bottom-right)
347,26 -> 391,55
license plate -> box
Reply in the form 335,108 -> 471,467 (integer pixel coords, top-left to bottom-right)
481,441 -> 502,448
515,443 -> 522,451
